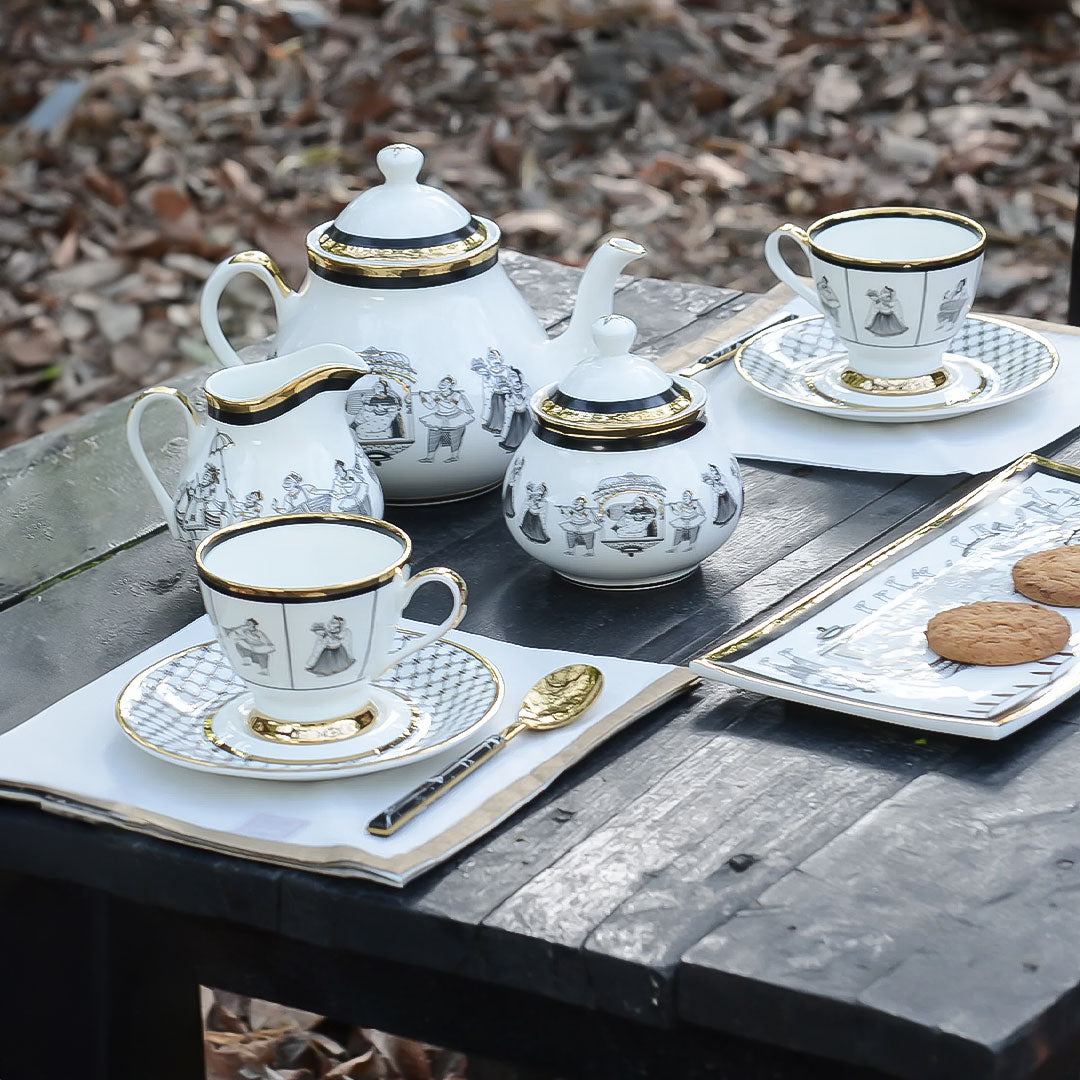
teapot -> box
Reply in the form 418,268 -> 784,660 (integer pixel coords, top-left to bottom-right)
199,142 -> 646,504
502,315 -> 742,589
127,343 -> 383,544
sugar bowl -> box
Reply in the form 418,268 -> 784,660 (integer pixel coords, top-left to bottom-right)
502,315 -> 742,588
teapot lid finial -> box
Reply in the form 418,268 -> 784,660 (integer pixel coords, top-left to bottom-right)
592,314 -> 638,359
377,143 -> 424,186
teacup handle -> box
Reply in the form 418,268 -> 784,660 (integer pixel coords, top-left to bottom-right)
382,568 -> 469,674
199,250 -> 299,368
126,386 -> 201,540
764,223 -> 823,310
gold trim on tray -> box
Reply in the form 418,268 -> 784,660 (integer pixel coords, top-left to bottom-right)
693,454 -> 1080,731
733,313 -> 1059,416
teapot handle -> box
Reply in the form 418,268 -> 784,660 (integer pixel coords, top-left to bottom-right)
199,250 -> 298,368
126,387 -> 201,540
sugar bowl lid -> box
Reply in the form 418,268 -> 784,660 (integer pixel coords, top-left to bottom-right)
307,143 -> 500,286
533,314 -> 706,438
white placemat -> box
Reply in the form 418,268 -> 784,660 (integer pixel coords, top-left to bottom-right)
0,616 -> 692,886
685,296 -> 1080,476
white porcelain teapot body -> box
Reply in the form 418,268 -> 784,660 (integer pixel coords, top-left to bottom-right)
127,344 -> 383,545
199,144 -> 645,504
503,316 -> 743,589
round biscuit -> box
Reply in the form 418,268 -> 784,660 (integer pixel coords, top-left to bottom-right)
925,601 -> 1070,666
1013,545 -> 1080,607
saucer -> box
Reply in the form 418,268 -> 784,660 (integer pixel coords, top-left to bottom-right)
734,314 -> 1058,423
116,631 -> 503,780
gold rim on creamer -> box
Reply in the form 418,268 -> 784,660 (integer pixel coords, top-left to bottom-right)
803,206 -> 986,271
204,364 -> 367,419
194,514 -> 412,601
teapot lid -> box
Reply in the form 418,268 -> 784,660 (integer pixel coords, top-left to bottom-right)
307,144 -> 500,289
533,314 -> 706,439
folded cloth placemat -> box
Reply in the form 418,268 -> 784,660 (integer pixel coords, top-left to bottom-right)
0,616 -> 694,887
660,285 -> 1080,477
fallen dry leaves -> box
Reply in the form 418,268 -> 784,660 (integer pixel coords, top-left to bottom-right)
0,0 -> 1078,450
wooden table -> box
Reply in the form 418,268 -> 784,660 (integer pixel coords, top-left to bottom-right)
3,255 -> 1080,1080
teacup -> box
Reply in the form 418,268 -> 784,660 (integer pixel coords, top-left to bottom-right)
195,514 -> 466,735
764,207 -> 986,383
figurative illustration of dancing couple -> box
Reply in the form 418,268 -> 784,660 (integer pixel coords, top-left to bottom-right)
470,349 -> 530,452
864,285 -> 908,337
306,615 -> 356,677
223,618 -> 275,674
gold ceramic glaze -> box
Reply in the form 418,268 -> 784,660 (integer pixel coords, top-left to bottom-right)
800,206 -> 987,270
839,369 -> 949,396
203,363 -> 367,418
307,243 -> 498,280
194,514 -> 412,601
206,696 -> 421,765
535,383 -> 703,438
248,705 -> 378,745
694,454 -> 1080,730
228,250 -> 293,297
734,314 -> 1059,417
317,222 -> 490,262
127,385 -> 199,425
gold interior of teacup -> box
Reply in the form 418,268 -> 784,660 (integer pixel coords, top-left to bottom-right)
247,703 -> 379,745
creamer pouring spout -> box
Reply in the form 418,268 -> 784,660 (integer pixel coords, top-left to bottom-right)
199,143 -> 646,504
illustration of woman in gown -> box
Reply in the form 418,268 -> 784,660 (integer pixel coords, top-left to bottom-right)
520,482 -> 551,544
498,368 -> 530,452
305,615 -> 356,676
558,496 -> 602,555
471,350 -> 510,433
935,278 -> 968,331
864,285 -> 907,337
223,618 -> 275,674
702,464 -> 737,525
817,275 -> 842,325
418,376 -> 475,463
503,458 -> 523,518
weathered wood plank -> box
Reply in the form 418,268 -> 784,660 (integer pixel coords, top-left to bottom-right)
679,717 -> 1080,1080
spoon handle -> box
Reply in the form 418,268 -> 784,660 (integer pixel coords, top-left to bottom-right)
366,732 -> 512,836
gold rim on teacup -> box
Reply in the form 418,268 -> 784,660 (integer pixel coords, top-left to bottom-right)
194,513 -> 412,602
789,206 -> 986,273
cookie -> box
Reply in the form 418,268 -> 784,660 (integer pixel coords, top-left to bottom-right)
925,601 -> 1070,666
1013,545 -> 1080,607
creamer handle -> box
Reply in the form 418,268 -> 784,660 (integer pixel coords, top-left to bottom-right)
763,224 -> 822,311
199,250 -> 298,368
126,387 -> 201,539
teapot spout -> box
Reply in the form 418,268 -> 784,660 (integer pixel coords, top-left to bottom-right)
553,237 -> 646,358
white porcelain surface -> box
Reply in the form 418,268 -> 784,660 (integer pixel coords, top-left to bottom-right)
199,142 -> 647,503
504,316 -> 742,588
126,343 -> 384,544
765,208 -> 984,379
735,314 -> 1058,424
116,634 -> 502,780
196,517 -> 466,723
691,459 -> 1080,740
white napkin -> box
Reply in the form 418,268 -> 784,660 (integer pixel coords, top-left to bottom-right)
0,617 -> 683,886
704,299 -> 1080,476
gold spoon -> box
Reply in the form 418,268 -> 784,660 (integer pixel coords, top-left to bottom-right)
366,664 -> 604,837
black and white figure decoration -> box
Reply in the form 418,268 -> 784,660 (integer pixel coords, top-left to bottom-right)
936,279 -> 970,331
417,376 -> 475,463
223,618 -> 276,674
864,285 -> 908,337
345,347 -> 417,464
501,313 -> 742,588
817,275 -> 841,325
306,615 -> 356,677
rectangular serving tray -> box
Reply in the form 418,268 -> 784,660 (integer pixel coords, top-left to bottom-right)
691,454 -> 1080,739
